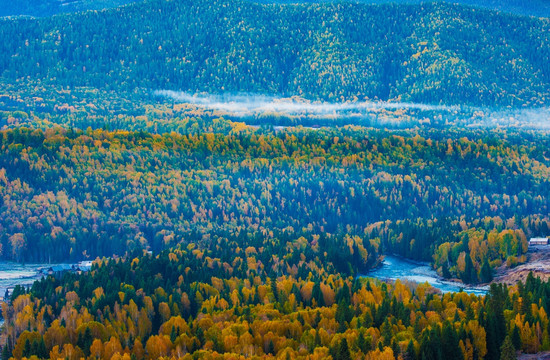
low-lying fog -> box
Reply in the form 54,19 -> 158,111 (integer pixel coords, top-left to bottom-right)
154,90 -> 550,129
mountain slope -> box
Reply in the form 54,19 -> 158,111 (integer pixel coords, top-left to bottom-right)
0,0 -> 139,18
3,0 -> 550,19
290,0 -> 550,18
0,0 -> 549,106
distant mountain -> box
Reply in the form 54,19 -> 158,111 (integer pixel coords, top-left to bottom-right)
363,0 -> 550,18
4,0 -> 550,18
0,0 -> 549,106
259,0 -> 550,18
0,0 -> 139,17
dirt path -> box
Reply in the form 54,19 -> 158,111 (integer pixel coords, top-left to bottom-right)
494,246 -> 550,286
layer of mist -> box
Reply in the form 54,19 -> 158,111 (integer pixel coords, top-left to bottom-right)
479,108 -> 550,129
155,90 -> 464,114
155,90 -> 550,130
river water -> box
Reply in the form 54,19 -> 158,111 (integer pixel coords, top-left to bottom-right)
0,256 -> 486,302
363,255 -> 489,295
0,262 -> 47,299
0,261 -> 93,300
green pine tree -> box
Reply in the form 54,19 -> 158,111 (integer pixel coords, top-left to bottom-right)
337,338 -> 351,360
1,345 -> 10,360
170,325 -> 177,343
499,335 -> 517,360
267,340 -> 275,355
441,321 -> 462,360
463,253 -> 477,284
511,326 -> 521,351
357,331 -> 368,354
480,259 -> 493,283
22,339 -> 31,358
406,340 -> 416,360
315,330 -> 322,347
381,318 -> 393,347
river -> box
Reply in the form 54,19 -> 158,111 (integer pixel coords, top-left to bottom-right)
0,256 -> 487,302
362,255 -> 489,295
0,262 -> 47,299
0,261 -> 93,300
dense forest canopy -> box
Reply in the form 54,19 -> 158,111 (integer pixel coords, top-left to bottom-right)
3,246 -> 550,360
0,0 -> 138,18
1,0 -> 550,106
0,125 -> 548,284
317,0 -> 550,17
3,0 -> 550,18
1,0 -> 550,358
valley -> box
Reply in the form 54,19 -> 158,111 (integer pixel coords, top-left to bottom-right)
0,0 -> 549,358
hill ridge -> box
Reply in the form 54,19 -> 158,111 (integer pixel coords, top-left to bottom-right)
0,0 -> 549,107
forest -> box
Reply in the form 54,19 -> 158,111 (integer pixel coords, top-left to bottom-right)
1,0 -> 550,358
3,0 -> 550,18
0,0 -> 550,106
0,0 -> 136,18
3,248 -> 550,359
0,125 -> 548,284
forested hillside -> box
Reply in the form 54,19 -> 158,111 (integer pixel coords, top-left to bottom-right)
338,0 -> 550,18
3,0 -> 550,18
2,0 -> 550,358
0,125 -> 548,283
1,0 -> 550,106
0,0 -> 138,18
4,248 -> 550,359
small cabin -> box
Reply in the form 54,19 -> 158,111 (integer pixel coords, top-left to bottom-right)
529,237 -> 549,246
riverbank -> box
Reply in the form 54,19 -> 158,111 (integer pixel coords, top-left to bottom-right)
0,260 -> 93,301
494,245 -> 550,286
364,246 -> 550,296
518,351 -> 550,359
361,254 -> 489,295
